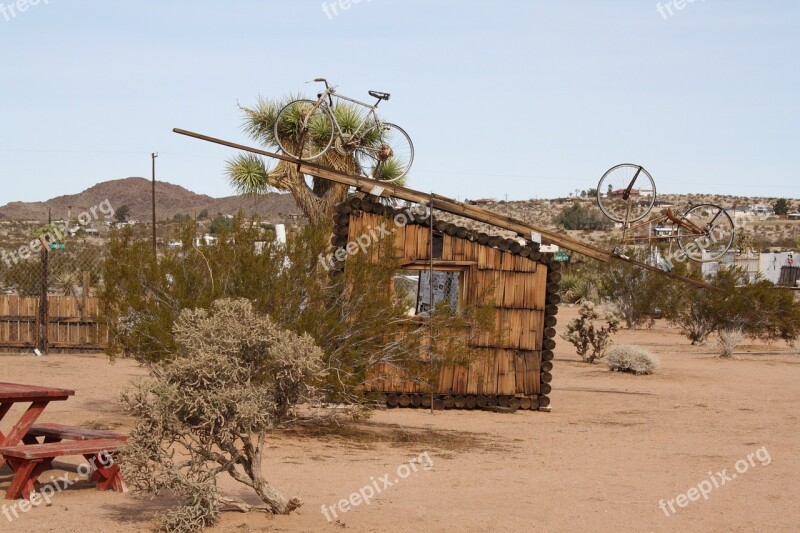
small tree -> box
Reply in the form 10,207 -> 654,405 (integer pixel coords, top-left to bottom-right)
115,205 -> 131,223
554,202 -> 613,231
599,258 -> 670,329
561,301 -> 620,363
121,299 -> 323,531
774,198 -> 790,216
717,328 -> 744,358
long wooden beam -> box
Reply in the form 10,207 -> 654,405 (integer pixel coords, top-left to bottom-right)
172,128 -> 717,290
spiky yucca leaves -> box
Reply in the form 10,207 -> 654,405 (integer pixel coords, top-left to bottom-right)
227,96 -> 406,225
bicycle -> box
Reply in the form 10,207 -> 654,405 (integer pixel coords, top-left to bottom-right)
596,163 -> 735,263
274,78 -> 414,183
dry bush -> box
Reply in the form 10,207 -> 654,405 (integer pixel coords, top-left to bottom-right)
717,328 -> 744,358
561,301 -> 620,363
121,298 -> 324,532
606,345 -> 660,375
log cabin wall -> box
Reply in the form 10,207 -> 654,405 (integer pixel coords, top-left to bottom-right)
333,198 -> 560,411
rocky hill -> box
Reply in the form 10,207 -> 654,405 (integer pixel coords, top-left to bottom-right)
0,177 -> 303,223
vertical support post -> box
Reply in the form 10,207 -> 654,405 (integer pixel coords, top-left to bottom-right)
37,246 -> 49,354
429,194 -> 435,414
151,152 -> 158,256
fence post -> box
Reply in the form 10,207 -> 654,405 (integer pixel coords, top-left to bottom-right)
37,246 -> 49,354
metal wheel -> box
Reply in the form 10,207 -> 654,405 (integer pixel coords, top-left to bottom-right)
677,204 -> 734,262
596,164 -> 657,224
274,99 -> 334,161
354,123 -> 414,182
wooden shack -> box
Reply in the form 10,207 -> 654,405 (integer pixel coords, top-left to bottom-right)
331,197 -> 560,412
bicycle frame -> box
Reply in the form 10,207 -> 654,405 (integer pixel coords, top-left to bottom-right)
314,86 -> 384,141
619,208 -> 713,246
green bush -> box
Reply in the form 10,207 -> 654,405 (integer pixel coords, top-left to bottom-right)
554,202 -> 613,231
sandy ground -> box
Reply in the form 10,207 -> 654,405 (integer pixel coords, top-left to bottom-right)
1,306 -> 799,532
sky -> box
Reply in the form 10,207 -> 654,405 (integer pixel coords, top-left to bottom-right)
0,0 -> 797,206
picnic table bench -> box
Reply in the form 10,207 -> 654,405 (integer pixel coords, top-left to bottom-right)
0,382 -> 128,500
0,438 -> 126,500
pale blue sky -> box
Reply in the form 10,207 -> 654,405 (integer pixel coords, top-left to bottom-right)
0,1 -> 797,206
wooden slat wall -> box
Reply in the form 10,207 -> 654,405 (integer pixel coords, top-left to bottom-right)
0,295 -> 107,350
354,212 -> 549,396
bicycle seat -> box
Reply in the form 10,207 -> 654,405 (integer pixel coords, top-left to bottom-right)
369,90 -> 391,101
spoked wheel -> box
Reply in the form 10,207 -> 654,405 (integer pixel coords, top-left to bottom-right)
274,99 -> 335,161
596,164 -> 657,224
677,204 -> 734,262
354,123 -> 414,182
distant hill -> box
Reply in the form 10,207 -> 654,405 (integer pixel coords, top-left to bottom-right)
0,177 -> 302,223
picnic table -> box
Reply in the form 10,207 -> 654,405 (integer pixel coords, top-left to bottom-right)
0,382 -> 126,500
0,382 -> 75,466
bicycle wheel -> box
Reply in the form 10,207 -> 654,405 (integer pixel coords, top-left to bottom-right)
354,123 -> 414,182
596,164 -> 656,224
274,99 -> 334,161
677,204 -> 734,262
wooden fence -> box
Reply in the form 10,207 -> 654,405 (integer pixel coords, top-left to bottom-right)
0,295 -> 107,352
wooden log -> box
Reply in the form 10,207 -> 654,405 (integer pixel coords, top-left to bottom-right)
387,394 -> 400,407
544,327 -> 557,339
476,394 -> 488,407
508,398 -> 521,411
465,396 -> 477,409
487,395 -> 498,407
519,397 -> 532,410
545,304 -> 559,316
434,220 -> 449,232
541,253 -> 553,264
497,239 -> 510,252
540,383 -> 552,395
529,396 -> 541,410
334,214 -> 349,226
477,233 -> 490,245
518,246 -> 531,258
334,225 -> 350,237
544,316 -> 558,328
498,396 -> 510,407
546,282 -> 560,295
454,396 -> 466,409
487,236 -> 503,248
456,227 -> 469,239
411,394 -> 423,407
541,372 -> 553,384
421,395 -> 432,408
542,338 -> 556,351
331,235 -> 347,247
546,293 -> 562,305
529,251 -> 543,262
348,196 -> 363,209
549,261 -> 562,272
443,396 -> 456,409
433,398 -> 446,411
399,394 -> 411,407
547,271 -> 563,283
509,241 -> 522,254
542,361 -> 554,373
539,395 -> 551,408
335,203 -> 352,214
542,350 -> 555,361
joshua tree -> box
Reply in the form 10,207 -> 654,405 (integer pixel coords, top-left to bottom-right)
226,97 -> 406,226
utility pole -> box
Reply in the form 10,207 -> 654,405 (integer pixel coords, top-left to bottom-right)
152,152 -> 158,255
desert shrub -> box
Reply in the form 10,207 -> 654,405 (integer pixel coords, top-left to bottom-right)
665,267 -> 800,345
121,299 -> 323,532
599,256 -> 671,329
717,328 -> 744,358
101,218 -> 500,404
554,202 -> 613,231
606,345 -> 659,375
561,301 -> 620,363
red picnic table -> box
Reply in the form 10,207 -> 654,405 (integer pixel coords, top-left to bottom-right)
0,382 -> 127,500
0,382 -> 75,466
